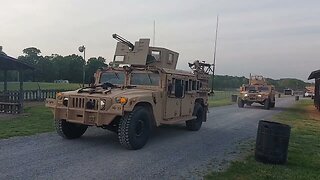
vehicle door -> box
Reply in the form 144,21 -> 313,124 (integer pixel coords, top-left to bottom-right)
164,74 -> 184,119
180,78 -> 196,116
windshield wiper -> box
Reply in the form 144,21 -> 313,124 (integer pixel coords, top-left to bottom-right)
101,82 -> 118,89
77,82 -> 119,93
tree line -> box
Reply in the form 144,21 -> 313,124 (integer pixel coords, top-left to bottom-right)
0,47 -> 108,83
0,47 -> 310,91
212,75 -> 310,92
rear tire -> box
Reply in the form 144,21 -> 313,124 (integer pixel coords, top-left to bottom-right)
238,98 -> 244,108
186,103 -> 204,131
264,99 -> 270,110
55,119 -> 88,139
118,106 -> 151,150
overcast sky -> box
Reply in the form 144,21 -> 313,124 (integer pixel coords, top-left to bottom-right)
1,0 -> 319,81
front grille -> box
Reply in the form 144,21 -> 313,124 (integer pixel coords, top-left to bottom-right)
249,95 -> 256,100
71,97 -> 85,108
69,97 -> 102,110
86,99 -> 99,110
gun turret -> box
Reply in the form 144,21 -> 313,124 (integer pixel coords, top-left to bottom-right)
249,75 -> 267,85
112,34 -> 134,50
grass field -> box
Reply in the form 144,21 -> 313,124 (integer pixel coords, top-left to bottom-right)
0,82 -> 80,91
208,91 -> 237,107
205,100 -> 320,180
0,106 -> 54,139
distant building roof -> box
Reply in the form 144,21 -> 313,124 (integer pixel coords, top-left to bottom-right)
0,54 -> 35,70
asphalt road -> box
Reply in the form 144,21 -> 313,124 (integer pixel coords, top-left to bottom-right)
0,97 -> 295,180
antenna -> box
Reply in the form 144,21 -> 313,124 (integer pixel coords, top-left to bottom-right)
153,20 -> 156,46
211,15 -> 219,93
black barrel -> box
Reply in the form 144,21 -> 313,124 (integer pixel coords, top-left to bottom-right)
295,96 -> 299,101
231,95 -> 238,102
278,93 -> 281,98
255,120 -> 291,164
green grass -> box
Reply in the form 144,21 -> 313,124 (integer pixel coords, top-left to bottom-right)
205,100 -> 320,180
0,82 -> 80,91
208,91 -> 237,107
0,106 -> 54,139
209,98 -> 234,107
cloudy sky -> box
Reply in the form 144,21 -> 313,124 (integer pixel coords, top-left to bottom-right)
1,0 -> 319,81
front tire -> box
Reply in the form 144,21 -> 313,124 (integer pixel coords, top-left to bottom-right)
186,103 -> 204,131
238,98 -> 244,108
118,106 -> 151,150
264,99 -> 271,110
55,119 -> 88,139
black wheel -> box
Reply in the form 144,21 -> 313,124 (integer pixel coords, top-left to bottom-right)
118,106 -> 151,150
246,102 -> 252,106
264,99 -> 270,110
238,98 -> 244,108
55,119 -> 88,139
186,103 -> 204,131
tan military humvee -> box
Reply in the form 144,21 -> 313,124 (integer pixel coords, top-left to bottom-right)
46,34 -> 212,150
238,75 -> 276,110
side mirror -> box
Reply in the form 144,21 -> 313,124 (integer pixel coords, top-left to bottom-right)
175,84 -> 183,98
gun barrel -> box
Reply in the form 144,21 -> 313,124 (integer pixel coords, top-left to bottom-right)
112,34 -> 134,50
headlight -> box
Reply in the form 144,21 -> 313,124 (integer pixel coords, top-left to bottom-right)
100,99 -> 106,110
258,94 -> 262,98
115,97 -> 128,105
244,94 -> 248,97
63,97 -> 68,106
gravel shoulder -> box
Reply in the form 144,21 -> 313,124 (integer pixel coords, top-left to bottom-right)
0,97 -> 295,180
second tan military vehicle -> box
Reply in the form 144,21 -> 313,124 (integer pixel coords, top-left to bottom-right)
46,34 -> 212,150
238,75 -> 276,110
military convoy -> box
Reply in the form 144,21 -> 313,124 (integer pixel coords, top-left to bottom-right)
46,34 -> 212,150
238,75 -> 276,110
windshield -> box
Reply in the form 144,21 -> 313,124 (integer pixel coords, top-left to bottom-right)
130,72 -> 160,86
258,86 -> 269,92
100,72 -> 125,85
245,86 -> 256,91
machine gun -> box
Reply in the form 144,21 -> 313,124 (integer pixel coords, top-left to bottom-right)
188,60 -> 213,74
112,34 -> 135,50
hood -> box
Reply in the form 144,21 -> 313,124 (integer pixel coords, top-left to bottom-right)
61,88 -> 157,98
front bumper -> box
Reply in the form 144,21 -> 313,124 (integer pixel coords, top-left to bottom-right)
45,97 -> 123,126
243,96 -> 265,102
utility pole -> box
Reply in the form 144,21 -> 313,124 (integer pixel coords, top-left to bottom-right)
78,45 -> 86,87
153,20 -> 156,46
211,15 -> 219,93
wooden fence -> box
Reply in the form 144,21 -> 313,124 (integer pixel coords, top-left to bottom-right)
0,89 -> 70,102
0,92 -> 21,114
0,89 -> 70,114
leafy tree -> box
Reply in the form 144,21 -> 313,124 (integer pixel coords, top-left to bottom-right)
85,56 -> 108,83
18,47 -> 44,81
60,54 -> 85,83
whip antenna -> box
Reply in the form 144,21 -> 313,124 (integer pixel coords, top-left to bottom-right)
211,15 -> 219,93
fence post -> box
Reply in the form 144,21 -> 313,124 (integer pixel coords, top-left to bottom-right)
37,88 -> 41,101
